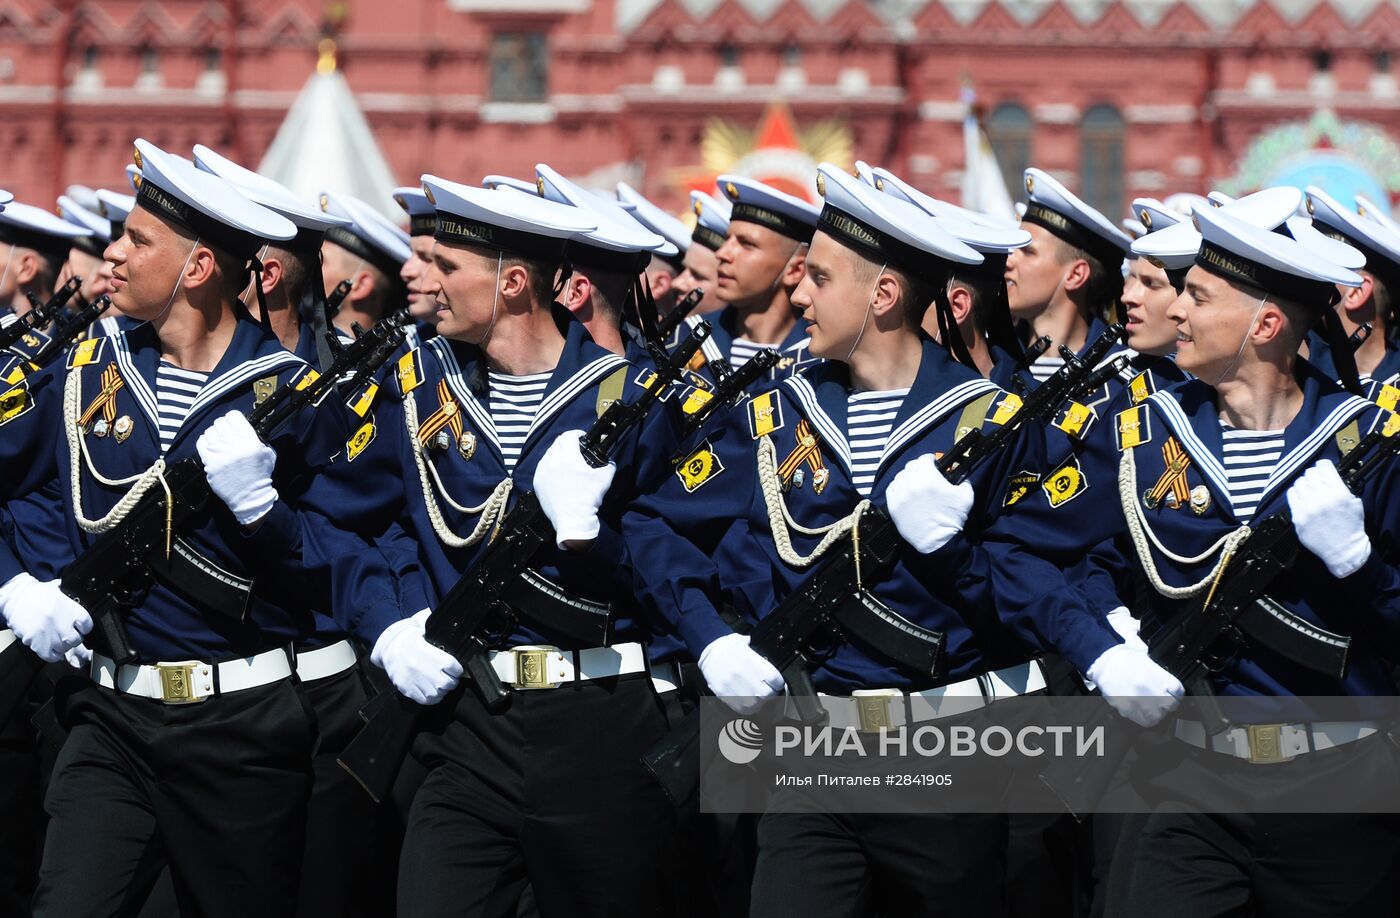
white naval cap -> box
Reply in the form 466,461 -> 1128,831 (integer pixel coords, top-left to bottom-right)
319,191 -> 412,277
1136,187 -> 1320,274
64,184 -> 100,214
717,174 -> 820,243
871,166 -> 1030,256
95,189 -> 134,226
1355,194 -> 1400,237
1193,203 -> 1361,310
814,162 -> 982,277
1121,217 -> 1148,240
690,190 -> 731,252
392,186 -> 436,238
1163,192 -> 1211,216
421,173 -> 596,262
1131,198 -> 1184,235
130,138 -> 295,257
56,195 -> 112,258
1308,186 -> 1400,278
1021,167 -> 1132,266
535,164 -> 667,272
193,144 -> 351,253
1129,198 -> 1195,287
0,199 -> 93,262
853,160 -> 878,187
482,174 -> 539,195
616,182 -> 690,263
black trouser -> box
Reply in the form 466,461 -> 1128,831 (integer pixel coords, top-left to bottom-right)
0,655 -> 42,917
1119,737 -> 1400,918
750,810 -> 1008,918
297,663 -> 384,918
33,676 -> 316,918
398,672 -> 679,918
1122,811 -> 1400,918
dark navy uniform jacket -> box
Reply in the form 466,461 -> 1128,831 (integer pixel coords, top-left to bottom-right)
623,336 -> 1121,693
1066,360 -> 1400,696
0,315 -> 341,662
298,310 -> 683,659
1306,329 -> 1400,403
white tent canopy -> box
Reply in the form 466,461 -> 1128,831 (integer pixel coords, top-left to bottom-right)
258,53 -> 399,220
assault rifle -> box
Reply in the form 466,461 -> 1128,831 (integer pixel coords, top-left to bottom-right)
0,277 -> 84,355
1040,415 -> 1400,818
641,325 -> 1128,808
337,323 -> 712,803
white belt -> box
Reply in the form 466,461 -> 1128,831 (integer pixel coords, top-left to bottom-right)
1175,719 -> 1379,765
295,640 -> 358,682
0,628 -> 15,655
817,661 -> 1049,733
487,642 -> 677,693
92,648 -> 293,705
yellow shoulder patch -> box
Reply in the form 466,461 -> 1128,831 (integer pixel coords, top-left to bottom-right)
680,385 -> 714,417
346,381 -> 380,419
1052,400 -> 1094,440
1116,405 -> 1151,451
345,419 -> 377,461
1382,411 -> 1400,439
67,337 -> 105,369
748,390 -> 783,439
1128,371 -> 1154,406
1377,384 -> 1400,414
0,384 -> 31,426
396,349 -> 424,396
292,367 -> 320,392
1042,456 -> 1087,508
675,438 -> 725,492
987,391 -> 1022,427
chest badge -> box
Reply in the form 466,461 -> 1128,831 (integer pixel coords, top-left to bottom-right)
1189,484 -> 1212,516
113,415 -> 134,443
458,431 -> 477,461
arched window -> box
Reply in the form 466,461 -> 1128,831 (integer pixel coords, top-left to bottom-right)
986,103 -> 1033,198
1080,104 -> 1125,222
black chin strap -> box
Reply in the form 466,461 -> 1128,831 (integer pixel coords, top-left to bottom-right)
1320,294 -> 1364,396
247,255 -> 272,333
306,252 -> 338,372
933,279 -> 975,370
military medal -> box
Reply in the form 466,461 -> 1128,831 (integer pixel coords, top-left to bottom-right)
92,417 -> 109,438
429,429 -> 451,451
811,468 -> 829,494
1190,485 -> 1211,516
792,469 -> 805,490
457,431 -> 477,460
113,415 -> 133,443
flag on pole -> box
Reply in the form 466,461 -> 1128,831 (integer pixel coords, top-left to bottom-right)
960,87 -> 1018,223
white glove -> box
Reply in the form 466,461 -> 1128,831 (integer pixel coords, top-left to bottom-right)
0,573 -> 92,663
1087,643 -> 1184,728
64,643 -> 93,671
698,633 -> 786,715
1105,606 -> 1146,651
197,410 -> 278,526
885,453 -> 974,554
534,429 -> 616,549
1287,460 -> 1371,578
370,609 -> 463,705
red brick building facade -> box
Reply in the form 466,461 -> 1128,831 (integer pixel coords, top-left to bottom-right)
2,0 -> 1398,221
